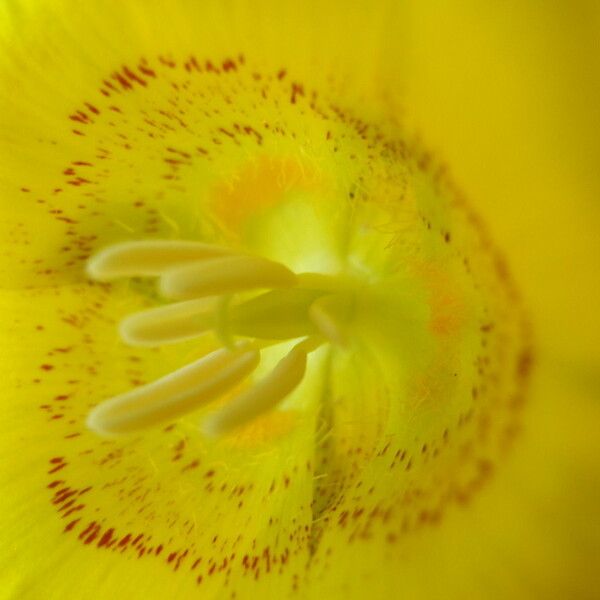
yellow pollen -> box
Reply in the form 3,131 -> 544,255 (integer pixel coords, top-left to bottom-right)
86,240 -> 353,437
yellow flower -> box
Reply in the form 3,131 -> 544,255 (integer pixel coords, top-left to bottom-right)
1,1 -> 598,599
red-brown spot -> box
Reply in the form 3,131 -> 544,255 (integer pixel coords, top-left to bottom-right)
64,519 -> 81,532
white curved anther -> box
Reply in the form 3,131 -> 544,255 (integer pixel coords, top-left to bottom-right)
87,240 -> 233,281
87,344 -> 260,435
160,255 -> 297,300
119,298 -> 217,347
202,342 -> 308,437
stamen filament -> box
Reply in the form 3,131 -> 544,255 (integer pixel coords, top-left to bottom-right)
227,288 -> 324,340
296,272 -> 350,292
159,255 -> 297,299
202,341 -> 310,437
308,294 -> 350,346
86,240 -> 233,281
215,295 -> 235,349
87,344 -> 260,435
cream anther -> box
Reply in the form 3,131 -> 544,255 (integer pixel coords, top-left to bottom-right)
160,255 -> 297,299
202,342 -> 309,437
87,345 -> 259,435
86,240 -> 233,281
119,298 -> 217,347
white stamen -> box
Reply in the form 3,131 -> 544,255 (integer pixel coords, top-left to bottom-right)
84,239 -> 356,438
87,345 -> 260,435
119,298 -> 217,347
202,342 -> 308,437
159,255 -> 297,300
87,240 -> 233,281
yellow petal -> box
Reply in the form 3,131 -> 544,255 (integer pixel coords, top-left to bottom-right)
1,0 -> 598,599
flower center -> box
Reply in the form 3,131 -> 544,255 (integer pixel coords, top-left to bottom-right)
19,49 -> 535,585
86,240 -> 356,437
